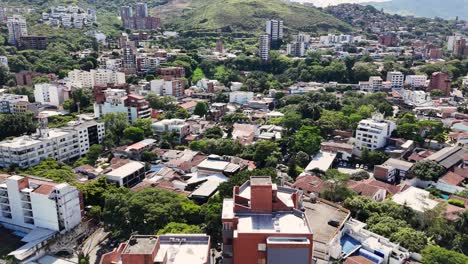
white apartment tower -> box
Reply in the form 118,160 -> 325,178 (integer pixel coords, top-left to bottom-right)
7,15 -> 28,46
259,34 -> 270,62
405,75 -> 427,89
0,175 -> 82,232
34,83 -> 65,107
355,113 -> 396,151
287,42 -> 306,57
386,71 -> 404,89
266,20 -> 283,44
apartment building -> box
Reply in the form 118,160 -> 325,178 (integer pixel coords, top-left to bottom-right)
155,67 -> 185,80
20,36 -> 48,50
0,116 -> 105,169
405,75 -> 427,89
100,234 -> 210,264
0,94 -> 29,114
0,174 -> 83,232
359,76 -> 383,93
428,72 -> 451,96
287,42 -> 306,57
68,69 -> 126,88
152,119 -> 189,142
7,15 -> 28,46
93,89 -> 151,123
266,20 -> 283,48
34,83 -> 65,107
386,71 -> 404,89
259,34 -> 270,61
148,79 -> 186,97
229,91 -> 254,105
222,176 -> 314,264
355,113 -> 396,151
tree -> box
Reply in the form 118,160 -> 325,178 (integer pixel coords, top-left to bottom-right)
0,112 -> 37,141
282,111 -> 302,132
123,127 -> 145,143
23,158 -> 75,183
409,161 -> 446,181
102,113 -> 130,148
350,171 -> 370,180
253,140 -> 280,166
157,222 -> 203,235
293,126 -> 323,155
87,144 -> 103,166
133,118 -> 153,137
194,102 -> 209,117
367,215 -> 409,238
390,228 -> 428,252
321,169 -> 355,203
421,246 -> 468,264
191,67 -> 205,83
205,126 -> 223,139
295,151 -> 310,167
360,148 -> 389,168
287,156 -> 299,179
141,151 -> 157,163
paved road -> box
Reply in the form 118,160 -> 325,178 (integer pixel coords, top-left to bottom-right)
81,227 -> 109,264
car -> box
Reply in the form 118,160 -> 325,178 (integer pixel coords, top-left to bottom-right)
355,164 -> 360,169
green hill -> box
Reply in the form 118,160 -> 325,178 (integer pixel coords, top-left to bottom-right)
164,0 -> 354,34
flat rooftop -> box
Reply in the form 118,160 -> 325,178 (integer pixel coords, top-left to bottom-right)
105,161 -> 144,178
251,176 -> 272,186
303,201 -> 349,244
123,235 -> 157,254
154,235 -> 210,264
237,212 -> 310,234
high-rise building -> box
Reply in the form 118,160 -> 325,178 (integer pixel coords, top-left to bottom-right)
378,32 -> 398,46
119,6 -> 133,19
0,174 -> 83,232
287,42 -> 305,57
149,79 -> 186,97
34,83 -> 65,107
222,176 -> 314,264
428,72 -> 451,96
216,39 -> 224,53
447,35 -> 464,51
266,20 -> 283,48
122,45 -> 137,70
134,3 -> 148,18
7,15 -> 28,46
453,38 -> 468,56
259,34 -> 270,62
0,116 -> 105,169
386,71 -> 404,89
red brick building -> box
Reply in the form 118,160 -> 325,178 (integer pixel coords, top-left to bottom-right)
378,33 -> 398,47
453,38 -> 468,56
156,67 -> 185,80
222,176 -> 313,264
428,72 -> 451,96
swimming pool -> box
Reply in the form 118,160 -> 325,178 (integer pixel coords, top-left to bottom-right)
341,234 -> 361,255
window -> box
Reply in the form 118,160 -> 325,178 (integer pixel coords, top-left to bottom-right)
258,244 -> 266,251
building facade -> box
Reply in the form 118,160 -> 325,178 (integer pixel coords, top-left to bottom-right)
0,174 -> 83,232
93,89 -> 151,123
0,94 -> 29,114
222,176 -> 313,264
7,15 -> 28,46
68,69 -> 126,88
355,113 -> 396,151
34,83 -> 65,107
259,34 -> 270,62
386,71 -> 404,89
0,117 -> 105,169
266,20 -> 283,48
428,72 -> 451,96
405,75 -> 427,89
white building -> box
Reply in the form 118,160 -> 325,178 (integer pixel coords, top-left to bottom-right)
103,160 -> 145,188
148,79 -> 185,97
0,56 -> 8,68
93,89 -> 151,123
0,117 -> 104,169
0,175 -> 82,232
0,94 -> 29,114
401,90 -> 432,106
355,113 -> 396,151
259,34 -> 270,61
405,75 -> 427,89
68,69 -> 126,88
152,119 -> 189,142
462,74 -> 468,89
266,20 -> 283,42
447,35 -> 464,51
359,76 -> 383,93
287,42 -> 306,57
319,34 -> 359,45
34,83 -> 65,107
386,71 -> 404,89
392,186 -> 438,213
229,91 -> 254,105
7,15 -> 28,46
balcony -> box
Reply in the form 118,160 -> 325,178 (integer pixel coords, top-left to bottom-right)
0,198 -> 9,205
24,218 -> 34,225
23,210 -> 33,217
22,203 -> 32,210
